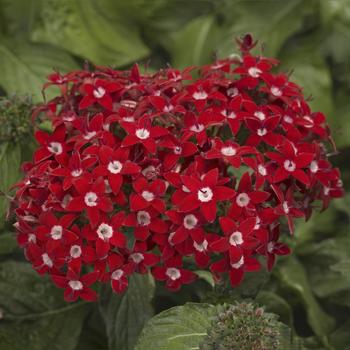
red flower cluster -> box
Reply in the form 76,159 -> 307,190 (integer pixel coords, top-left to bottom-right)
12,35 -> 343,301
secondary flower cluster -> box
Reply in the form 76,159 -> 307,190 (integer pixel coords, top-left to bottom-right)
12,35 -> 343,301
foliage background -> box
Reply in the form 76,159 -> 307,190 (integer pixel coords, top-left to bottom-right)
0,0 -> 350,349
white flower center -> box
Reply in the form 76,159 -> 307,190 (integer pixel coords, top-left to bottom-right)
227,87 -> 238,97
130,253 -> 144,264
190,124 -> 205,133
142,191 -> 154,202
42,253 -> 53,267
174,146 -> 182,155
221,110 -> 236,119
123,116 -> 135,122
221,146 -> 236,157
84,192 -> 98,207
84,131 -> 97,140
283,160 -> 296,172
163,104 -> 173,113
108,160 -> 123,174
303,115 -> 314,127
197,187 -> 213,202
193,91 -> 208,100
69,280 -> 83,290
310,161 -> 318,173
236,193 -> 250,207
97,223 -> 113,240
50,225 -> 63,240
47,142 -> 63,155
258,165 -> 267,176
166,267 -> 181,281
168,231 -> 176,245
137,211 -> 151,226
135,128 -> 150,140
93,87 -> 106,99
182,185 -> 190,193
282,201 -> 290,214
267,242 -> 274,253
70,245 -> 82,258
248,67 -> 262,78
28,234 -> 36,243
71,169 -> 83,177
271,86 -> 282,97
111,269 -> 124,280
254,111 -> 266,121
231,256 -> 244,269
254,217 -> 261,230
229,231 -> 243,246
62,194 -> 72,209
283,115 -> 293,124
194,239 -> 208,252
257,128 -> 267,136
183,214 -> 198,230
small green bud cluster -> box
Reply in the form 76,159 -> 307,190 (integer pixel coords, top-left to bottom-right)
200,302 -> 282,350
0,95 -> 33,143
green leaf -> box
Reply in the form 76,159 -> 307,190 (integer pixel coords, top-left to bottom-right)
217,0 -> 316,57
297,236 -> 350,298
32,0 -> 150,67
0,142 -> 21,227
0,231 -> 17,255
330,320 -> 350,350
169,15 -> 220,68
279,36 -> 333,116
0,261 -> 88,350
256,291 -> 294,327
275,257 -> 335,340
0,38 -> 78,101
331,260 -> 350,275
135,303 -> 218,350
0,0 -> 41,37
99,273 -> 155,350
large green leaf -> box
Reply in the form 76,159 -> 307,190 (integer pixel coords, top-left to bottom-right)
0,0 -> 41,37
31,0 -> 150,67
275,257 -> 335,341
279,36 -> 333,116
99,273 -> 155,350
168,15 -> 220,68
0,38 -> 78,101
135,303 -> 218,350
216,0 -> 316,57
0,142 -> 21,226
0,261 -> 88,350
297,236 -> 350,298
0,231 -> 18,255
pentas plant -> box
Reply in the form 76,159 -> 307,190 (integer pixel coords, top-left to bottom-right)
11,35 -> 343,302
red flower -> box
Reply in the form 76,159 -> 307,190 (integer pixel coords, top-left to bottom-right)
79,79 -> 121,110
228,172 -> 270,218
211,217 -> 257,261
121,119 -> 169,153
152,256 -> 197,291
66,177 -> 113,227
11,35 -> 342,300
130,177 -> 166,213
93,145 -> 140,194
84,211 -> 126,258
52,270 -> 99,302
266,140 -> 314,186
178,168 -> 236,222
34,125 -> 68,164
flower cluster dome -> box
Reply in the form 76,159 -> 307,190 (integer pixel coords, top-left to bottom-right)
12,35 -> 343,301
